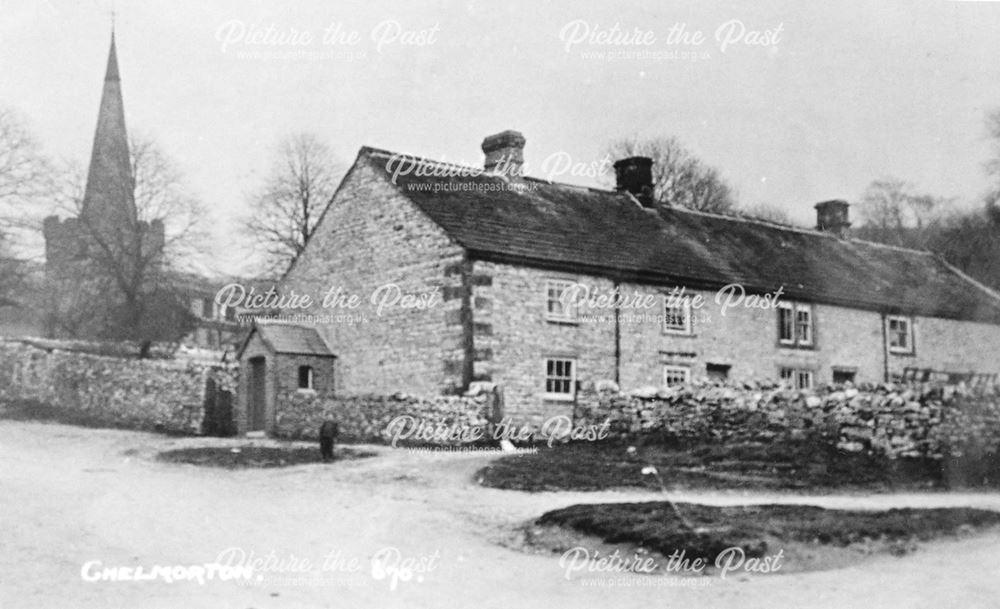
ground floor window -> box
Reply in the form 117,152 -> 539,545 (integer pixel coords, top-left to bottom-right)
663,365 -> 691,387
832,368 -> 857,384
706,363 -> 731,381
544,358 -> 576,399
298,365 -> 314,390
780,367 -> 814,390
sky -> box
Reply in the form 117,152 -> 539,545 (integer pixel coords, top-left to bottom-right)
3,0 -> 1000,275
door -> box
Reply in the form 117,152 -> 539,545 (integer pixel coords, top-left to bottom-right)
248,356 -> 267,431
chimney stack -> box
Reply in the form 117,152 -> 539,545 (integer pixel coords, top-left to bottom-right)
482,130 -> 525,177
613,156 -> 655,208
815,200 -> 851,237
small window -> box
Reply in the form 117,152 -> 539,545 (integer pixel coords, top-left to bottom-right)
778,302 -> 814,347
191,298 -> 205,317
780,367 -> 814,390
887,316 -> 913,354
545,280 -> 577,322
663,365 -> 691,387
298,365 -> 314,390
663,295 -> 692,334
832,369 -> 856,384
706,363 -> 731,381
544,358 -> 576,400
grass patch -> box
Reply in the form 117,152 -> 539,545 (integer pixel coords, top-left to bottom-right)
157,445 -> 376,468
478,440 -> 1000,493
534,502 -> 1000,566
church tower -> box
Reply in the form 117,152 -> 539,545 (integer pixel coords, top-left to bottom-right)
44,31 -> 163,272
43,31 -> 165,339
80,31 -> 138,236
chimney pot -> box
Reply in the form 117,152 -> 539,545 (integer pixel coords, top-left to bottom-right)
481,130 -> 525,177
613,156 -> 655,207
815,200 -> 851,236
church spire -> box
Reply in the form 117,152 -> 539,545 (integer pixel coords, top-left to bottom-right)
80,31 -> 136,233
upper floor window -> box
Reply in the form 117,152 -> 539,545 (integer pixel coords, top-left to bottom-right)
778,302 -> 814,347
887,316 -> 914,354
298,365 -> 314,390
663,365 -> 691,387
545,280 -> 577,322
663,295 -> 692,335
544,358 -> 576,400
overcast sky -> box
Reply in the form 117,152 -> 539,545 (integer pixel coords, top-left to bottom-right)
3,0 -> 1000,275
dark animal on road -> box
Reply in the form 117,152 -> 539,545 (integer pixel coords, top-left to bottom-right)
319,420 -> 339,462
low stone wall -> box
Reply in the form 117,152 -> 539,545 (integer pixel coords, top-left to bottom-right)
273,390 -> 491,444
574,383 -> 1000,460
0,340 -> 237,434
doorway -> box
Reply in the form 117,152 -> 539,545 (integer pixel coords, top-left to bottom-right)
248,356 -> 267,431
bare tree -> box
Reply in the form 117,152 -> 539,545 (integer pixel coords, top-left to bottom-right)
740,202 -> 796,226
0,107 -> 51,313
244,133 -> 343,273
854,177 -> 950,248
605,136 -> 737,213
922,202 -> 1000,291
129,136 -> 209,262
44,135 -> 204,354
0,108 -> 50,214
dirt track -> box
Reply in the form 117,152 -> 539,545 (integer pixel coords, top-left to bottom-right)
2,420 -> 1000,609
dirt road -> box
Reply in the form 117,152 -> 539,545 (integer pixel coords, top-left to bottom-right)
2,420 -> 999,609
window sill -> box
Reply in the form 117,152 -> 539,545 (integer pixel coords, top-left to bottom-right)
545,317 -> 579,326
889,349 -> 915,357
296,388 -> 317,395
662,330 -> 695,337
777,342 -> 817,351
542,393 -> 575,402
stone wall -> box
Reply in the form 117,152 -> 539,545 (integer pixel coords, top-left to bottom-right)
574,382 -> 1000,460
470,261 -> 616,426
279,157 -> 467,396
273,390 -> 491,444
0,340 -> 236,434
464,264 -> 1000,417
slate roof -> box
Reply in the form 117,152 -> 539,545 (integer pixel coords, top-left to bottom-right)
240,324 -> 334,357
357,147 -> 1000,325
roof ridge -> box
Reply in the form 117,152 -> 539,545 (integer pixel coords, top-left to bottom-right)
362,146 -> 491,177
933,255 -> 1000,307
360,146 -> 947,258
841,236 -> 936,255
362,145 -> 627,196
666,205 -> 831,237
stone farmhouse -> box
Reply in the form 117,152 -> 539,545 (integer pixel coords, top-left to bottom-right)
238,130 -> 1000,431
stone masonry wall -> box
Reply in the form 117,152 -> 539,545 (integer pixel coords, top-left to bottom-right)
273,391 -> 490,444
574,382 -> 1000,461
0,340 -> 236,434
470,261 -> 617,426
279,156 -> 467,396
465,264 -> 1000,420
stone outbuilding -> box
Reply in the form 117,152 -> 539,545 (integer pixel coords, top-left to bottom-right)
236,324 -> 336,434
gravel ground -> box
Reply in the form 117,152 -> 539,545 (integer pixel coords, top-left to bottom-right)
2,420 -> 1000,609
